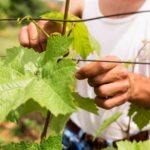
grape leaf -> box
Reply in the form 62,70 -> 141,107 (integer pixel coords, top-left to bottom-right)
40,11 -> 64,23
0,141 -> 40,150
94,112 -> 122,140
41,12 -> 98,59
41,135 -> 62,150
3,47 -> 41,74
72,92 -> 99,115
70,16 -> 94,59
42,35 -> 73,65
0,135 -> 62,150
0,35 -> 78,121
116,140 -> 150,150
0,66 -> 35,121
128,104 -> 150,129
49,114 -> 71,135
27,78 -> 76,116
6,99 -> 47,122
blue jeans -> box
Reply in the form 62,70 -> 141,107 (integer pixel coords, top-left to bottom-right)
62,127 -> 92,150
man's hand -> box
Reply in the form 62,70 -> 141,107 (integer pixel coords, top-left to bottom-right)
19,21 -> 60,52
75,56 -> 150,109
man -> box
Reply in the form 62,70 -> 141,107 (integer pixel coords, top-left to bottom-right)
19,0 -> 150,149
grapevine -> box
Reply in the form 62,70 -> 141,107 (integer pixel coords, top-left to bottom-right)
0,0 -> 150,150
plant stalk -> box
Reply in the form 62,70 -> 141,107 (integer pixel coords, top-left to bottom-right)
40,0 -> 70,142
62,0 -> 70,35
40,111 -> 51,141
32,20 -> 49,38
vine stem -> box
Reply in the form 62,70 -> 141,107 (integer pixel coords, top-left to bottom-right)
32,20 -> 49,38
40,0 -> 70,142
62,0 -> 70,35
40,111 -> 51,141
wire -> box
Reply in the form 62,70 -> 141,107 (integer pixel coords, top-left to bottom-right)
1,10 -> 150,65
0,10 -> 150,23
72,59 -> 150,65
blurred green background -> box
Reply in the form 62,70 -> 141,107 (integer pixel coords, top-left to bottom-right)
0,0 -> 63,56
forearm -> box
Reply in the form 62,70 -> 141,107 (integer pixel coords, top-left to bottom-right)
129,73 -> 150,108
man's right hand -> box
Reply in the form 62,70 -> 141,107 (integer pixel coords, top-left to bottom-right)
19,21 -> 60,52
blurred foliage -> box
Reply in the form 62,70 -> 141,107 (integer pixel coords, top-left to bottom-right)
0,0 -> 50,18
0,0 -> 50,27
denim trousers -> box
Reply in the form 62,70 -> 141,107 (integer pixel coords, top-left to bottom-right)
62,127 -> 92,150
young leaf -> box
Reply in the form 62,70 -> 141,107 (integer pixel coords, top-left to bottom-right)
128,104 -> 150,129
41,12 -> 98,59
72,92 -> 99,115
70,16 -> 94,59
42,35 -> 73,65
93,112 -> 122,140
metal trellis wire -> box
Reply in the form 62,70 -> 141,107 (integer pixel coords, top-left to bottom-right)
1,10 -> 150,65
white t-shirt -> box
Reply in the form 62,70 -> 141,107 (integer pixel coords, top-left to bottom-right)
71,0 -> 150,140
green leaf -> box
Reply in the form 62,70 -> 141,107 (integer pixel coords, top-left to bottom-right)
40,58 -> 77,116
0,141 -> 40,150
0,35 -> 77,120
6,110 -> 20,122
0,66 -> 35,121
4,46 -> 41,74
94,112 -> 122,140
40,11 -> 64,24
0,135 -> 62,150
128,104 -> 150,129
72,92 -> 98,115
41,135 -> 62,150
49,114 -> 71,135
116,140 -> 150,150
6,99 -> 47,122
28,79 -> 76,116
70,16 -> 94,59
42,35 -> 73,65
41,12 -> 97,59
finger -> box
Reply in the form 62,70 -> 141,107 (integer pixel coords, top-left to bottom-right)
95,92 -> 129,109
28,22 -> 41,51
88,65 -> 128,87
75,56 -> 121,80
38,21 -> 48,51
94,79 -> 129,97
19,26 -> 30,47
37,21 -> 60,51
